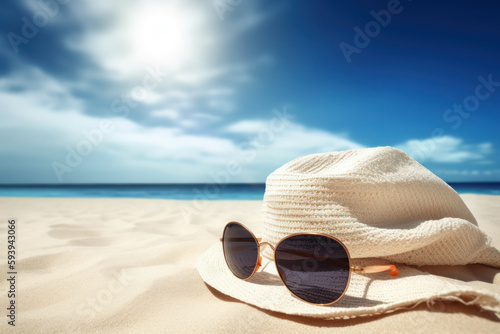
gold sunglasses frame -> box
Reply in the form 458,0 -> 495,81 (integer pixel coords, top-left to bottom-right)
220,221 -> 398,306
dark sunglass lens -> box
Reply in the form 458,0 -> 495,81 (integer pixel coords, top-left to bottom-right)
222,223 -> 259,279
275,235 -> 350,305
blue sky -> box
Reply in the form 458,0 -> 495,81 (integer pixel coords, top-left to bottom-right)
0,0 -> 499,184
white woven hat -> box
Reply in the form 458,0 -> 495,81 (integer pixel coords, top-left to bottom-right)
197,147 -> 500,319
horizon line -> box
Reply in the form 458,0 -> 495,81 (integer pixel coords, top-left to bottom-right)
1,181 -> 500,186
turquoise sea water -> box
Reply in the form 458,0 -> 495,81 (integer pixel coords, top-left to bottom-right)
0,183 -> 499,200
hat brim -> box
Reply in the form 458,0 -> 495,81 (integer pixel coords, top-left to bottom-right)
197,242 -> 500,319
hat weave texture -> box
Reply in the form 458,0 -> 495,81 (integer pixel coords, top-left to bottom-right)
262,147 -> 500,266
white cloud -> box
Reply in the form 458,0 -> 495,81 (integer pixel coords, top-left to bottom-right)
477,142 -> 493,155
0,65 -> 239,182
222,118 -> 364,180
106,118 -> 236,161
0,84 -> 241,182
246,122 -> 364,157
220,1 -> 282,38
207,98 -> 235,112
175,66 -> 244,86
396,136 -> 493,163
192,113 -> 221,122
225,119 -> 364,153
150,109 -> 179,120
203,87 -> 235,97
0,66 -> 83,112
226,120 -> 269,133
0,92 -> 235,163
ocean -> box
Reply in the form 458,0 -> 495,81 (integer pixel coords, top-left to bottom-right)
0,183 -> 499,200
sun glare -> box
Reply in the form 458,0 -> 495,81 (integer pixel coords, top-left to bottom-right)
130,2 -> 204,69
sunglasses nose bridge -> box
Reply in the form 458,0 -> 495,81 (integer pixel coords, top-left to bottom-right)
258,241 -> 275,252
257,241 -> 276,263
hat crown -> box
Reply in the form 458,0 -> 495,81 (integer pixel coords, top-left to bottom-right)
272,146 -> 439,181
262,147 -> 498,265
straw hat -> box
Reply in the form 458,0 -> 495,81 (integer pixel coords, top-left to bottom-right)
197,147 -> 500,318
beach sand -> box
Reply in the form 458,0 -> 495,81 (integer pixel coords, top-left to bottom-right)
0,194 -> 499,333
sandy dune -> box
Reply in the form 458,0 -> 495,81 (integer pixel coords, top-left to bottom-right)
0,194 -> 499,333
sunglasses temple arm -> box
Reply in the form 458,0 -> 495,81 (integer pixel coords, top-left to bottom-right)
352,265 -> 399,276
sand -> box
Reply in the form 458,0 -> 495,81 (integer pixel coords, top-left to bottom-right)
0,194 -> 499,333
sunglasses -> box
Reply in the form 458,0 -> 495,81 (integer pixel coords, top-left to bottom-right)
221,222 -> 399,305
